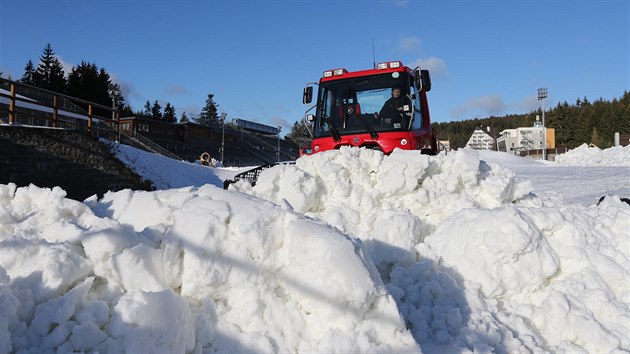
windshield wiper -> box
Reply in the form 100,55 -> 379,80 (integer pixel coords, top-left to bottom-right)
355,114 -> 379,140
322,112 -> 342,142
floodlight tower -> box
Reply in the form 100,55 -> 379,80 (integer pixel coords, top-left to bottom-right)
277,126 -> 282,162
537,88 -> 548,160
220,112 -> 227,165
108,83 -> 120,142
108,84 -> 117,121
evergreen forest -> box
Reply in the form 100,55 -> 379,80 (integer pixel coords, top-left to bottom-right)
434,93 -> 630,149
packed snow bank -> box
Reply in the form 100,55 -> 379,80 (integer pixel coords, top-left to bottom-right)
555,143 -> 630,166
0,183 -> 418,353
233,147 -> 630,353
2,145 -> 629,354
234,147 -> 536,271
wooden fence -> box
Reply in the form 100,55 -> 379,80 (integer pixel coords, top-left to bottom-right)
0,77 -> 120,141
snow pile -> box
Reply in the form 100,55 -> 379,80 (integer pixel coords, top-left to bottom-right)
0,183 -> 418,353
233,147 -> 630,353
234,147 -> 536,272
555,143 -> 630,166
2,144 -> 629,354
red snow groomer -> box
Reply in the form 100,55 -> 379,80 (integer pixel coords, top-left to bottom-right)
302,60 -> 437,155
223,61 -> 438,188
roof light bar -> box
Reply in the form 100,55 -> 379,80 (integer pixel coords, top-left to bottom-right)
323,68 -> 348,78
376,61 -> 403,70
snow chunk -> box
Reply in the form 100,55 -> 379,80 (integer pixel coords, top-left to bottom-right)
424,207 -> 559,297
109,290 -> 195,353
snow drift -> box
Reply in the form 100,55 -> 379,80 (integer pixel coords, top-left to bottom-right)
0,145 -> 629,353
233,147 -> 630,353
554,143 -> 630,166
0,183 -> 417,353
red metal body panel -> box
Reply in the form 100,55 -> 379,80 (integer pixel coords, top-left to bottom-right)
311,129 -> 433,155
311,131 -> 408,155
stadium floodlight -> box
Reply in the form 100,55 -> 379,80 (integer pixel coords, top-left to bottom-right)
277,126 -> 282,162
220,112 -> 227,165
537,88 -> 548,160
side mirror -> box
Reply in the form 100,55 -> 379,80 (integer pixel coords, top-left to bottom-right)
303,86 -> 313,104
414,68 -> 422,90
421,69 -> 432,92
306,114 -> 315,122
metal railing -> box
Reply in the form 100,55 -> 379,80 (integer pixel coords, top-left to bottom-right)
0,77 -> 182,161
1,77 -> 120,136
127,132 -> 183,160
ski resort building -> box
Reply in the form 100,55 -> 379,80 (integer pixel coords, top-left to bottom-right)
465,126 -> 496,150
497,120 -> 556,155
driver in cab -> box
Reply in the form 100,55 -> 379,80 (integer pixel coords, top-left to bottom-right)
376,87 -> 408,125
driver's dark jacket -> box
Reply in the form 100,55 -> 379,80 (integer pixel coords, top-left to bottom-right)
378,97 -> 406,122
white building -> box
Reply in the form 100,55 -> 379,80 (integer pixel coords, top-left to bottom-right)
465,126 -> 495,150
497,120 -> 555,155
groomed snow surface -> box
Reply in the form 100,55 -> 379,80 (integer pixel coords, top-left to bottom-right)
1,143 -> 629,353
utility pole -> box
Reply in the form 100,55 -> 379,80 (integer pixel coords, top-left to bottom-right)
108,83 -> 118,142
277,126 -> 282,162
220,112 -> 226,165
537,88 -> 548,160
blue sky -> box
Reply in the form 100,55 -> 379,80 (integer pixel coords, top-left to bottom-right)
1,0 -> 628,134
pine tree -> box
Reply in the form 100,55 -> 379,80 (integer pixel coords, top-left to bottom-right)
67,62 -> 100,101
96,68 -> 116,108
549,101 -> 570,147
20,60 -> 36,85
151,100 -> 162,120
163,103 -> 176,122
32,43 -> 66,92
66,61 -> 121,117
591,127 -> 602,147
48,58 -> 66,93
120,104 -> 134,117
143,101 -> 152,117
286,120 -> 312,146
180,112 -> 189,123
617,92 -> 630,134
197,93 -> 219,127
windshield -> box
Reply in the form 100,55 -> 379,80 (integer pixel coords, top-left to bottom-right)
314,73 -> 416,138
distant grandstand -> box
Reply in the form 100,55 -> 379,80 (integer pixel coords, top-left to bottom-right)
232,118 -> 280,136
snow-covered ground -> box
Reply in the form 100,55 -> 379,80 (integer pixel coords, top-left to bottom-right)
1,143 -> 629,353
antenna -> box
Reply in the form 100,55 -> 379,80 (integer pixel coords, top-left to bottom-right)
372,38 -> 376,69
